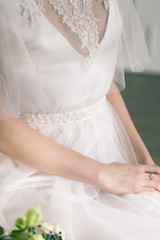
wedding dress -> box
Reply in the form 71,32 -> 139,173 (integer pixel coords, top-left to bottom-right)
0,0 -> 160,239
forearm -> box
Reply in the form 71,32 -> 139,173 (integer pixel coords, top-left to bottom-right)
0,117 -> 102,184
106,81 -> 154,164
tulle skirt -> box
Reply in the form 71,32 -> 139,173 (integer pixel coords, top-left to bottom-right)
0,96 -> 160,240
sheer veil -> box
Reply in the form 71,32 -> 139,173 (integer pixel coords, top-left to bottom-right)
0,0 -> 149,120
113,0 -> 149,92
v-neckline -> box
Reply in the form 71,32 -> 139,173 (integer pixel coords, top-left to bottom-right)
40,2 -> 112,59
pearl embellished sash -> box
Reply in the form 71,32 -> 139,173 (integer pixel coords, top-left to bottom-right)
20,96 -> 107,128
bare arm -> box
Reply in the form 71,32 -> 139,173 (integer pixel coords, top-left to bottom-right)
1,102 -> 160,194
106,81 -> 154,165
0,117 -> 102,185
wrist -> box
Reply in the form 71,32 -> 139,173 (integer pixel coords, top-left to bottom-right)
89,162 -> 106,187
135,148 -> 154,165
93,162 -> 109,189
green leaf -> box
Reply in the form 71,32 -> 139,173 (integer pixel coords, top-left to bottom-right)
12,237 -> 24,240
0,227 -> 4,237
11,229 -> 26,234
10,228 -> 27,240
0,235 -> 17,240
28,234 -> 44,240
15,205 -> 43,229
56,237 -> 62,240
25,205 -> 43,227
11,229 -> 26,237
15,217 -> 27,230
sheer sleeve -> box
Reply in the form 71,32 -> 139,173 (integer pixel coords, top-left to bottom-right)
110,0 -> 150,94
0,0 -> 150,118
0,0 -> 39,120
0,1 -> 18,119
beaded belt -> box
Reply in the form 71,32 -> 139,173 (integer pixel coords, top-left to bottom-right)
20,96 -> 107,128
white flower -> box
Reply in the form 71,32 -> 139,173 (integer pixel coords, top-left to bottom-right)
53,225 -> 66,239
61,232 -> 66,240
40,222 -> 54,234
53,225 -> 62,234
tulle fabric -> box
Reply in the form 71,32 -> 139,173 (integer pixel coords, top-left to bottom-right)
1,99 -> 160,239
0,0 -> 40,119
111,0 -> 150,93
0,0 -> 149,120
0,99 -> 136,194
1,1 -> 159,239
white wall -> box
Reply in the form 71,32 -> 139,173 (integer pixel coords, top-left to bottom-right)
129,0 -> 160,74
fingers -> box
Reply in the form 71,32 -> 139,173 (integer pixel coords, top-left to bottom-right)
144,172 -> 160,181
139,187 -> 158,194
143,164 -> 160,174
144,180 -> 160,190
134,172 -> 160,193
142,173 -> 160,192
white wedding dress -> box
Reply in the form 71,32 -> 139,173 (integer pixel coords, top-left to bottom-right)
0,0 -> 160,239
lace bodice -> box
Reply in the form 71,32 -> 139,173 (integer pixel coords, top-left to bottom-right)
0,0 -> 149,122
20,0 -> 111,60
0,0 -> 123,120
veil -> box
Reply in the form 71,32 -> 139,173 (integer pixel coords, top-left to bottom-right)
112,0 -> 150,93
0,0 -> 150,120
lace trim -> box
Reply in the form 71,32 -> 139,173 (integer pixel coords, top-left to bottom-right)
48,0 -> 100,59
20,0 -> 45,24
20,96 -> 107,128
20,0 -> 111,61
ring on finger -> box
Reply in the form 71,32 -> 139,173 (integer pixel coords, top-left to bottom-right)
149,172 -> 155,180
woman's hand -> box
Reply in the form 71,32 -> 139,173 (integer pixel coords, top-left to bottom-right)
97,162 -> 160,194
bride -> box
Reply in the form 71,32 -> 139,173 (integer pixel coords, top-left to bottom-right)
0,0 -> 160,239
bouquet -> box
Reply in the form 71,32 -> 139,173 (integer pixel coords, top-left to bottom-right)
0,205 -> 66,240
